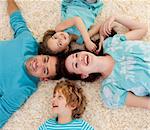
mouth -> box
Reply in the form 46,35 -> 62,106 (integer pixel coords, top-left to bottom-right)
30,58 -> 37,72
52,104 -> 58,108
84,55 -> 90,66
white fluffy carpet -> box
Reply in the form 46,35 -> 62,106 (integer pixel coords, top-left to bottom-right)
0,0 -> 150,130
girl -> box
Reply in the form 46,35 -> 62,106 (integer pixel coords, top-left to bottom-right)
38,80 -> 94,130
58,15 -> 150,110
39,0 -> 103,55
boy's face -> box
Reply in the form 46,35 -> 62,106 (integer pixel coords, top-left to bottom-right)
51,90 -> 73,116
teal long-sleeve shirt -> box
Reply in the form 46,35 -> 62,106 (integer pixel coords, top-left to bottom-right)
0,10 -> 39,128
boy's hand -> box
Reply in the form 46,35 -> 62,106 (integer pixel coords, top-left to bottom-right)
85,40 -> 97,52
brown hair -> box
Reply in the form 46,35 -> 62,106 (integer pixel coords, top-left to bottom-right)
38,30 -> 69,56
54,80 -> 87,119
47,56 -> 63,80
38,30 -> 56,55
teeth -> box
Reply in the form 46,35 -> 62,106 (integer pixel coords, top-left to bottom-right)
84,55 -> 88,65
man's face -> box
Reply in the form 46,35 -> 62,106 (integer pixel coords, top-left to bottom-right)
26,55 -> 57,78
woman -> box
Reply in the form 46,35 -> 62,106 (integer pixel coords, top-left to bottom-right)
59,15 -> 150,109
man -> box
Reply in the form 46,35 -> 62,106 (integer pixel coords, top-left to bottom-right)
0,0 -> 60,128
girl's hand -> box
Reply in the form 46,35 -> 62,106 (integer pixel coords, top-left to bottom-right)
85,40 -> 97,52
100,16 -> 115,37
95,35 -> 104,54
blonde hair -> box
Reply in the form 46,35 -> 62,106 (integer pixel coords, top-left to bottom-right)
54,80 -> 87,119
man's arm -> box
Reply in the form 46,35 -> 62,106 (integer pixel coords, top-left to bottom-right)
7,0 -> 30,38
7,0 -> 19,15
125,92 -> 150,109
0,88 -> 34,128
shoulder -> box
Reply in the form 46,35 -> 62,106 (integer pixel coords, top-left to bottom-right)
100,80 -> 127,109
74,119 -> 94,130
38,118 -> 56,130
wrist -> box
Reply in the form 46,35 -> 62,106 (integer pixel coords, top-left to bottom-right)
84,37 -> 91,44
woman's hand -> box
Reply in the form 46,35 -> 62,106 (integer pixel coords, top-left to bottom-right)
99,16 -> 115,37
95,35 -> 104,54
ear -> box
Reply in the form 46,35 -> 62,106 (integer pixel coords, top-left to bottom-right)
64,46 -> 69,53
40,77 -> 49,82
70,103 -> 77,110
81,73 -> 89,79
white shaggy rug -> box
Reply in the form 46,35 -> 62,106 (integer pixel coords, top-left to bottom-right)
0,0 -> 150,130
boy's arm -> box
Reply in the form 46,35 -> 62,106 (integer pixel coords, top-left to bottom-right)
125,92 -> 150,109
55,17 -> 97,52
7,0 -> 19,15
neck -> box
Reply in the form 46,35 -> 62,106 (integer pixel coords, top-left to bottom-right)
96,55 -> 115,78
57,114 -> 72,124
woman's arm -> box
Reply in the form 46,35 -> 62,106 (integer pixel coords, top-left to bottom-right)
125,92 -> 150,109
115,16 -> 148,40
55,16 -> 97,52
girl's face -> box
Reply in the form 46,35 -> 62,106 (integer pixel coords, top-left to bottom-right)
51,90 -> 72,116
65,51 -> 97,79
47,32 -> 70,53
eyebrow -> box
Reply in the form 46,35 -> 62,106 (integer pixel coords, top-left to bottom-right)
72,62 -> 76,70
47,56 -> 49,75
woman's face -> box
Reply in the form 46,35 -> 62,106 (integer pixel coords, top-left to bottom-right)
65,51 -> 96,78
47,32 -> 70,53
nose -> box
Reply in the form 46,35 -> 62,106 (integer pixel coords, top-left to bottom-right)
37,60 -> 45,69
77,54 -> 84,65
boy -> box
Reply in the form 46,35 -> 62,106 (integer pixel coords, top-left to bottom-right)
38,80 -> 94,130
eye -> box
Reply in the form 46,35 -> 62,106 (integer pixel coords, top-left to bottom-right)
75,53 -> 78,58
58,95 -> 62,99
46,56 -> 49,63
43,67 -> 48,75
75,63 -> 78,68
44,57 -> 47,63
58,41 -> 62,46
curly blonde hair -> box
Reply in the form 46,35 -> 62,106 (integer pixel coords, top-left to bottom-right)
54,80 -> 87,119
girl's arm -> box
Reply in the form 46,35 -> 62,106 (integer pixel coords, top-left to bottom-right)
55,16 -> 96,52
125,92 -> 150,109
88,23 -> 101,38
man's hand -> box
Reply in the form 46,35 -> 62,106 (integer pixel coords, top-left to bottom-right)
7,0 -> 19,15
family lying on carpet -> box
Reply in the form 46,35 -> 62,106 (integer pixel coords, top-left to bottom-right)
0,0 -> 149,129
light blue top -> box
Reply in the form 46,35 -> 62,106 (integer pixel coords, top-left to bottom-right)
61,0 -> 103,44
0,11 -> 39,128
100,34 -> 150,109
38,118 -> 94,130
